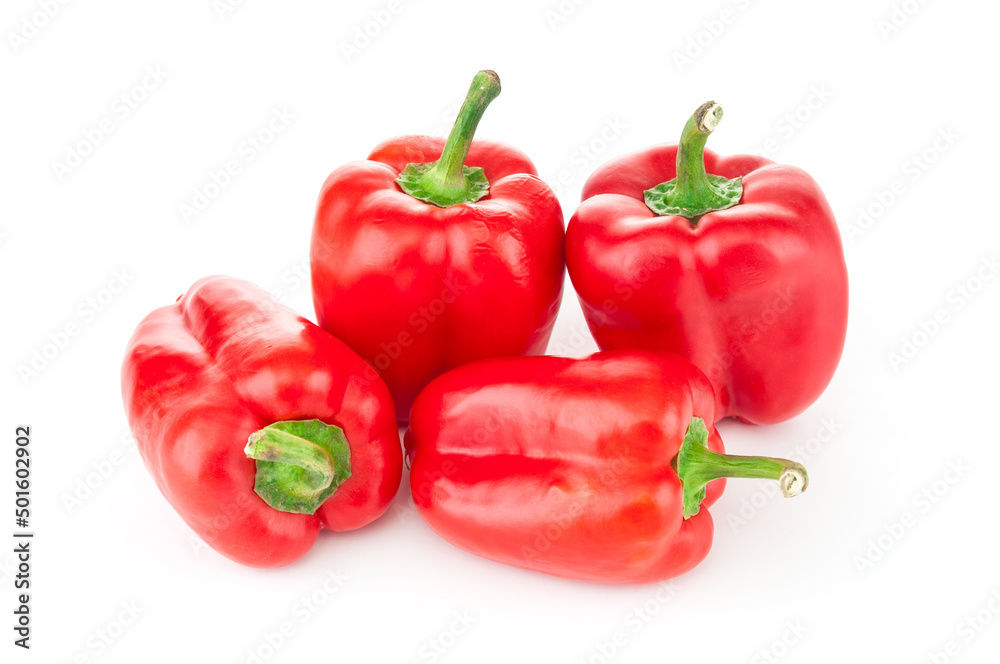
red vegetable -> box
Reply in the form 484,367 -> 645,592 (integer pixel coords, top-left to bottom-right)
121,276 -> 402,567
406,351 -> 808,584
566,101 -> 848,425
311,71 -> 564,422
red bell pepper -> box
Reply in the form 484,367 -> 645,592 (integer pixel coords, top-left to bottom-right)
405,350 -> 808,584
311,70 -> 564,422
566,101 -> 848,425
121,276 -> 402,567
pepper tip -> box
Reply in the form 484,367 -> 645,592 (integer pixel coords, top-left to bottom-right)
695,101 -> 723,133
779,466 -> 808,497
479,69 -> 500,92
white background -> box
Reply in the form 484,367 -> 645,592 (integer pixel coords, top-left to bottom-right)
4,0 -> 999,662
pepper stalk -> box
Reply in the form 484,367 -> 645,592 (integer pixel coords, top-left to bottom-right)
244,419 -> 352,514
644,101 -> 744,224
675,417 -> 808,519
396,70 -> 501,207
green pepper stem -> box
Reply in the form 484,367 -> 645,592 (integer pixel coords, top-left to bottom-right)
672,101 -> 724,207
675,418 -> 808,519
643,101 -> 744,222
244,419 -> 352,515
430,70 -> 500,189
245,428 -> 336,491
395,70 -> 501,207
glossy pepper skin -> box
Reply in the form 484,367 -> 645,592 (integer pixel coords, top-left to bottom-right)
566,102 -> 848,425
121,276 -> 402,567
405,351 -> 807,584
311,71 -> 564,422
